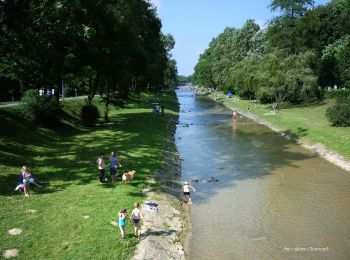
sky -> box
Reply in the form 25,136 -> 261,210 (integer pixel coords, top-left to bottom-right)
150,0 -> 331,76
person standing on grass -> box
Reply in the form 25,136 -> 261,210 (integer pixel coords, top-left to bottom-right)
97,153 -> 105,184
118,208 -> 128,240
131,202 -> 144,239
110,152 -> 121,182
21,166 -> 41,197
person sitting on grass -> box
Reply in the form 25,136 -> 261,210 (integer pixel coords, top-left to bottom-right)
21,166 -> 42,197
118,208 -> 128,240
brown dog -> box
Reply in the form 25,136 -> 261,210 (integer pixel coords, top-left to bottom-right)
122,170 -> 136,184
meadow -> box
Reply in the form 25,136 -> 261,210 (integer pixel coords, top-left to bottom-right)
0,92 -> 179,259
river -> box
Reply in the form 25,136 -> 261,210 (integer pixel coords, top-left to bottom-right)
175,89 -> 350,260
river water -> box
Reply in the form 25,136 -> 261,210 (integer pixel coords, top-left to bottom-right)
175,89 -> 350,260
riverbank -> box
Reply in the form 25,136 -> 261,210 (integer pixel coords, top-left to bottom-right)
205,90 -> 350,172
0,91 -> 185,259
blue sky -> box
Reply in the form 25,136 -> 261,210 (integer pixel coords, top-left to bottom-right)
150,0 -> 331,76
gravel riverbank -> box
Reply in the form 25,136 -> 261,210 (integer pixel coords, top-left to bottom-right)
132,117 -> 187,260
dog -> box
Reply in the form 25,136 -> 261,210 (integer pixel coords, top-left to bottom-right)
122,170 -> 136,184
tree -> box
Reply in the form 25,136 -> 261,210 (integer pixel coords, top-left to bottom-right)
268,0 -> 315,54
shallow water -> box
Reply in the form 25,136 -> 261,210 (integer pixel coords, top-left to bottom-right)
175,90 -> 350,260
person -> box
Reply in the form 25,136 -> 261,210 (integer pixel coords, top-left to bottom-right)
118,208 -> 128,240
232,110 -> 238,121
21,166 -> 41,197
109,152 -> 121,182
131,202 -> 144,239
161,105 -> 165,116
97,153 -> 105,184
182,181 -> 196,204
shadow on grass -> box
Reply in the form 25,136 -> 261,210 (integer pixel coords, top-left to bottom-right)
0,91 -> 180,197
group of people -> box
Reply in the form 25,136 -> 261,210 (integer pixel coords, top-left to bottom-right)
97,151 -> 122,184
38,88 -> 55,96
118,202 -> 144,240
15,166 -> 42,196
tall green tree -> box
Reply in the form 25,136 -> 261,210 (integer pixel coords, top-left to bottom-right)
267,0 -> 315,54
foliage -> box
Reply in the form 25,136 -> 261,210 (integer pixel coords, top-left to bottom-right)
322,35 -> 350,88
80,104 -> 100,126
193,0 -> 350,105
256,87 -> 276,103
0,0 -> 177,104
20,89 -> 61,126
326,96 -> 350,126
193,20 -> 261,89
177,75 -> 193,83
324,89 -> 350,99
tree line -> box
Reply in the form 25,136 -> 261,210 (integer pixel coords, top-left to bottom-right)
0,0 -> 178,103
192,0 -> 350,107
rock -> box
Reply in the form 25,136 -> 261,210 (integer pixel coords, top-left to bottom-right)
8,228 -> 22,236
3,249 -> 19,258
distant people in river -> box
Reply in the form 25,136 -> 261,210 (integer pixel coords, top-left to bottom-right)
182,181 -> 196,204
131,202 -> 144,239
232,110 -> 238,121
97,153 -> 105,184
109,151 -> 121,182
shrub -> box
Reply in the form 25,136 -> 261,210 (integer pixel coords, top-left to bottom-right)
81,104 -> 99,125
21,89 -> 61,126
256,87 -> 275,104
324,89 -> 350,99
326,96 -> 350,127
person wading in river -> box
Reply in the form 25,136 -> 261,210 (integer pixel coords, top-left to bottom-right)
182,181 -> 196,204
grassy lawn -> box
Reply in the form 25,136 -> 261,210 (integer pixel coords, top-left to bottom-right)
0,91 -> 178,259
215,93 -> 350,161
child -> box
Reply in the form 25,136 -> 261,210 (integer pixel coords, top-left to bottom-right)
97,153 -> 105,184
182,181 -> 196,204
21,166 -> 41,197
118,208 -> 128,240
131,202 -> 144,239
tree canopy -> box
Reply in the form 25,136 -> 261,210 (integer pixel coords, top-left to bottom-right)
0,0 -> 178,102
193,0 -> 350,105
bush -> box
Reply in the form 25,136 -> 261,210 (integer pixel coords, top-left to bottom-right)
324,89 -> 350,99
21,89 -> 61,126
326,96 -> 350,127
81,104 -> 99,125
256,87 -> 275,104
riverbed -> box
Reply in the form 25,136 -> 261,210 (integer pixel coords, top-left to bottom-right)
175,89 -> 350,259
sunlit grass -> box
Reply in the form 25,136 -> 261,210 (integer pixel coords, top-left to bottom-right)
0,91 -> 179,259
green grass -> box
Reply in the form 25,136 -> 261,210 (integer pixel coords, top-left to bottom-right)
215,93 -> 350,161
0,91 -> 179,259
